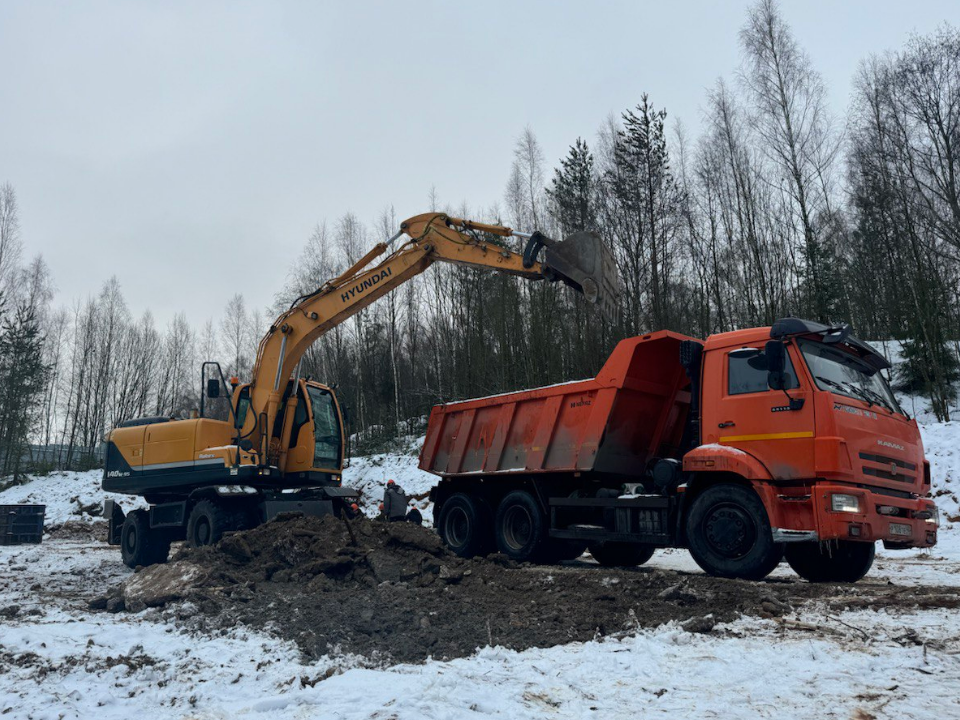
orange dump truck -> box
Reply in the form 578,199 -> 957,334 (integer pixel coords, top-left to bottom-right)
420,319 -> 939,581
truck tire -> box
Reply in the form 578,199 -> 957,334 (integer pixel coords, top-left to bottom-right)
494,490 -> 548,562
686,484 -> 783,580
437,493 -> 492,558
589,542 -> 655,567
187,499 -> 245,548
785,541 -> 875,583
120,509 -> 168,568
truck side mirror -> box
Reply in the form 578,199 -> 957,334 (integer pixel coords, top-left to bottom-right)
765,340 -> 786,390
206,378 -> 221,399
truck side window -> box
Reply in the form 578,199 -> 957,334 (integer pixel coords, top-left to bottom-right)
728,350 -> 799,395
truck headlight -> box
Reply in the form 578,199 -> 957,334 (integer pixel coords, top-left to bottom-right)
831,493 -> 861,513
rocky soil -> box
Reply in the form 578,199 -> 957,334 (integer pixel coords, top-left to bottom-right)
91,514 -> 960,665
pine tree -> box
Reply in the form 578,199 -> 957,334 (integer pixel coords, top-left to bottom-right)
0,302 -> 49,479
548,138 -> 596,234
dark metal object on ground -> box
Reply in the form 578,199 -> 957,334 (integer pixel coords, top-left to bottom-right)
0,504 -> 45,545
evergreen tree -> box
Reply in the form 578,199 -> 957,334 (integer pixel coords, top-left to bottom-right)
0,302 -> 49,479
548,138 -> 596,234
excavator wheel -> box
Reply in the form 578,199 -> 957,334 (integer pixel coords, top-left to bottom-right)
437,493 -> 493,558
686,484 -> 784,580
120,509 -> 170,568
186,499 -> 249,548
785,541 -> 875,583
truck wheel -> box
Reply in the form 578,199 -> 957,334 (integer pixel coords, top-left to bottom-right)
120,509 -> 165,568
785,541 -> 875,583
589,542 -> 655,567
187,499 -> 243,548
686,484 -> 783,580
437,493 -> 492,558
494,490 -> 547,562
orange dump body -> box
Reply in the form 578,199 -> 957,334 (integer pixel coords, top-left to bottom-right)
419,331 -> 696,479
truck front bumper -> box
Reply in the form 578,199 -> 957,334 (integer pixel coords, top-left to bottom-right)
769,483 -> 938,548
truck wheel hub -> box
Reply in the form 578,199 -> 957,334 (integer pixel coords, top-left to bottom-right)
704,505 -> 756,558
444,508 -> 469,547
503,506 -> 533,550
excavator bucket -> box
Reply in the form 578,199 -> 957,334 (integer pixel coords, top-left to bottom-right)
541,231 -> 620,322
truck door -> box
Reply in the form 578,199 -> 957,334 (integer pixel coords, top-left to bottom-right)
702,343 -> 815,480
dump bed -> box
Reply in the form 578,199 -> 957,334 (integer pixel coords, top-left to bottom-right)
419,331 -> 696,479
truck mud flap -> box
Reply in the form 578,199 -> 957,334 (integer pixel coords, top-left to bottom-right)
263,499 -> 334,521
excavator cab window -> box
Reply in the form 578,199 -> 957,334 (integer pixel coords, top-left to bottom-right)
306,385 -> 342,468
235,386 -> 251,429
289,386 -> 310,447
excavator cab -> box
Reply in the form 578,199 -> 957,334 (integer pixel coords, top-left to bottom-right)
267,378 -> 344,484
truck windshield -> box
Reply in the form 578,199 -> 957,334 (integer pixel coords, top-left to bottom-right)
307,385 -> 342,467
797,339 -> 903,416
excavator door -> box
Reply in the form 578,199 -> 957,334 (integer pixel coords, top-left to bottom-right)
304,383 -> 344,473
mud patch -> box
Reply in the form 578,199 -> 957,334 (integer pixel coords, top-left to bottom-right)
98,515 -> 960,665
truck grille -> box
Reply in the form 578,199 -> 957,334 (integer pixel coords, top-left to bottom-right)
859,452 -> 916,483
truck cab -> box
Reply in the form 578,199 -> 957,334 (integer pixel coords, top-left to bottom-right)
689,319 -> 936,560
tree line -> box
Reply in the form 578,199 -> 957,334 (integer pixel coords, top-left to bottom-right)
1,0 -> 958,478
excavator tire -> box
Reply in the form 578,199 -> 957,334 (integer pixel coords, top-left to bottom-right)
186,499 -> 248,548
785,540 -> 875,583
120,509 -> 169,568
588,542 -> 655,567
437,493 -> 492,558
686,484 -> 784,580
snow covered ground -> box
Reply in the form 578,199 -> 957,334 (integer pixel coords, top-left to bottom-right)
1,404 -> 958,718
342,434 -> 437,523
1,532 -> 958,720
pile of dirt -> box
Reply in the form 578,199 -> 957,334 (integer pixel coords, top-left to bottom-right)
93,514 -> 958,665
44,520 -> 105,542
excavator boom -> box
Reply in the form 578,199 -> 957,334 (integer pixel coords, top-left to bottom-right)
250,212 -> 619,466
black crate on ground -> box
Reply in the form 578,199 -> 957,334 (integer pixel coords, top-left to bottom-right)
0,504 -> 45,545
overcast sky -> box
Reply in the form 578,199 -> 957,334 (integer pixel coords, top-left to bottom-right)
1,0 -> 956,329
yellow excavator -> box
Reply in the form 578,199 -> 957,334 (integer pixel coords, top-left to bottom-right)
102,211 -> 618,567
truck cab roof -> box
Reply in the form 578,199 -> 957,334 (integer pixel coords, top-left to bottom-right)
704,317 -> 891,372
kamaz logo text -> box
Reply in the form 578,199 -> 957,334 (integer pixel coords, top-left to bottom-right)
878,439 -> 905,452
341,267 -> 393,303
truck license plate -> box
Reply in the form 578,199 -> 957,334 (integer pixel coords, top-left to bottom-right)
890,522 -> 912,537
